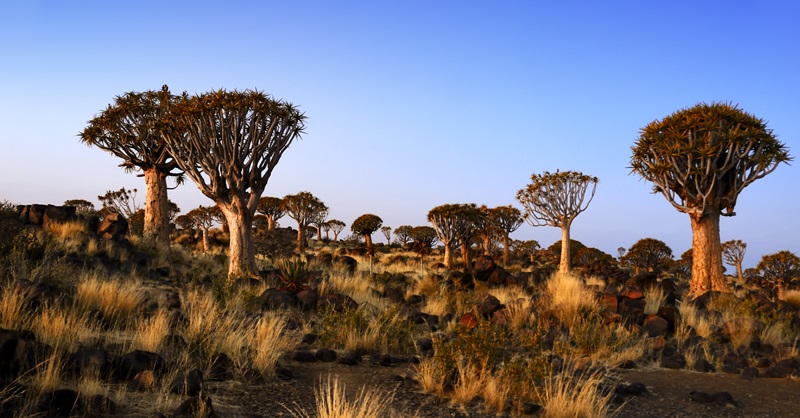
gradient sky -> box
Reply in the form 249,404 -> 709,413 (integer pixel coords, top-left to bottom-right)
1,1 -> 797,269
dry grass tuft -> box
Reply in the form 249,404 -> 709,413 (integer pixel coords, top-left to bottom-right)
536,364 -> 616,418
0,284 -> 31,329
544,272 -> 598,326
33,304 -> 96,351
134,309 -> 172,352
781,290 -> 800,307
75,274 -> 143,327
250,313 -> 291,377
643,285 -> 666,315
289,375 -> 396,418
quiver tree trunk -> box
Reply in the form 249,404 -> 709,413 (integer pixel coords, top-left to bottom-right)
219,202 -> 257,279
461,242 -> 471,270
143,167 -> 170,244
689,210 -> 729,297
296,226 -> 306,253
502,234 -> 510,266
559,225 -> 571,273
267,217 -> 276,231
443,242 -> 454,269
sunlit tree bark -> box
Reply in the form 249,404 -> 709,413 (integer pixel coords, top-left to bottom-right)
160,89 -> 306,279
631,102 -> 791,297
517,170 -> 597,273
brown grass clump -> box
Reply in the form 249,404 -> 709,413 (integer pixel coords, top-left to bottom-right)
134,309 -> 172,352
781,289 -> 800,307
643,285 -> 666,315
544,272 -> 598,326
0,284 -> 30,329
250,313 -> 291,377
289,375 -> 396,418
33,304 -> 97,351
536,363 -> 616,418
75,274 -> 143,327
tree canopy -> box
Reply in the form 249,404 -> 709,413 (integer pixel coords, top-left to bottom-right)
351,214 -> 383,247
631,102 -> 791,297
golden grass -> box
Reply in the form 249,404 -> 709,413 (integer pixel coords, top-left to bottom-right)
33,352 -> 64,395
134,309 -> 172,352
415,356 -> 446,395
33,304 -> 97,351
75,274 -> 143,327
250,313 -> 291,377
536,364 -> 615,418
544,272 -> 598,326
451,359 -> 484,405
643,285 -> 666,315
45,219 -> 89,241
0,284 -> 30,329
289,375 -> 396,418
781,290 -> 800,307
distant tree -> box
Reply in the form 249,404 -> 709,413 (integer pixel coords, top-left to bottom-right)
617,247 -> 627,259
672,249 -> 693,282
310,207 -> 329,241
80,86 -> 184,244
394,225 -> 413,246
427,203 -> 484,269
489,205 -> 524,265
517,170 -> 598,273
408,225 -> 439,271
282,192 -> 327,253
185,205 -> 223,252
327,219 -> 346,241
64,199 -> 96,217
620,238 -> 674,274
574,247 -> 614,269
257,196 -> 285,230
546,239 -> 586,268
160,89 -> 306,279
757,250 -> 800,289
631,102 -> 791,297
98,188 -> 140,219
380,226 -> 392,245
721,240 -> 747,283
512,239 -> 540,264
351,214 -> 383,248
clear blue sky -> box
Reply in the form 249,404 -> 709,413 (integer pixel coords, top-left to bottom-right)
1,1 -> 797,269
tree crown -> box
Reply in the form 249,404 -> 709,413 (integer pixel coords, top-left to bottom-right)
516,170 -> 598,228
351,214 -> 383,236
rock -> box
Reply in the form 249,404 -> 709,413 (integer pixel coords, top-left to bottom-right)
97,213 -> 128,240
625,382 -> 647,396
43,205 -> 77,228
447,271 -> 474,290
472,255 -> 497,281
66,348 -> 110,377
521,402 -> 543,415
642,314 -> 669,337
275,366 -> 293,380
661,353 -> 686,369
293,350 -> 318,363
83,394 -> 116,416
316,348 -> 337,362
295,289 -> 318,311
689,391 -> 714,403
369,354 -> 392,366
128,370 -> 157,391
692,358 -> 716,373
39,389 -> 80,417
173,395 -> 213,417
598,293 -> 619,313
333,256 -> 358,273
169,369 -> 204,396
459,312 -> 478,329
741,367 -> 759,380
207,353 -> 233,381
116,350 -> 166,381
259,288 -> 297,310
337,353 -> 361,366
620,285 -> 645,300
619,298 -> 646,325
477,294 -> 503,318
713,391 -> 738,407
416,338 -> 433,356
317,293 -> 358,313
301,333 -> 318,344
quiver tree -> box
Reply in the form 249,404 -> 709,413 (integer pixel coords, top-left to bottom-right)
757,251 -> 800,295
351,214 -> 383,248
476,205 -> 500,256
721,240 -> 747,283
409,225 -> 438,271
80,86 -> 184,244
516,170 -> 598,273
326,219 -> 345,241
512,239 -> 541,264
394,225 -> 413,246
489,205 -> 524,265
185,205 -> 223,252
427,203 -> 484,269
160,89 -> 306,279
257,196 -> 285,230
98,188 -> 140,219
282,192 -> 328,253
63,199 -> 96,217
631,102 -> 791,297
620,238 -> 674,275
310,207 -> 329,241
380,226 -> 392,245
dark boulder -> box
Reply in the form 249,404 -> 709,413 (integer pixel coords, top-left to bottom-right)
259,288 -> 297,310
169,369 -> 204,396
97,213 -> 128,240
115,350 -> 166,381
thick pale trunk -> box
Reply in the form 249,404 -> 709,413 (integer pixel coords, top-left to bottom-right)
364,234 -> 373,248
502,233 -> 510,266
689,210 -> 729,298
559,226 -> 571,273
296,222 -> 306,253
143,168 -> 170,244
219,202 -> 256,280
483,234 -> 491,256
735,263 -> 744,284
316,226 -> 322,241
461,242 -> 471,269
267,217 -> 276,230
201,226 -> 210,253
443,241 -> 453,269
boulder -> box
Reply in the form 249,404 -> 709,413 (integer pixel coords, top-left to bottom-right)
642,314 -> 669,337
65,348 -> 110,377
39,389 -> 80,417
317,293 -> 358,313
333,255 -> 358,273
115,350 -> 166,381
477,294 -> 504,318
259,288 -> 297,310
97,213 -> 128,240
173,395 -> 213,418
43,205 -> 77,227
169,369 -> 204,396
473,255 -> 497,281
